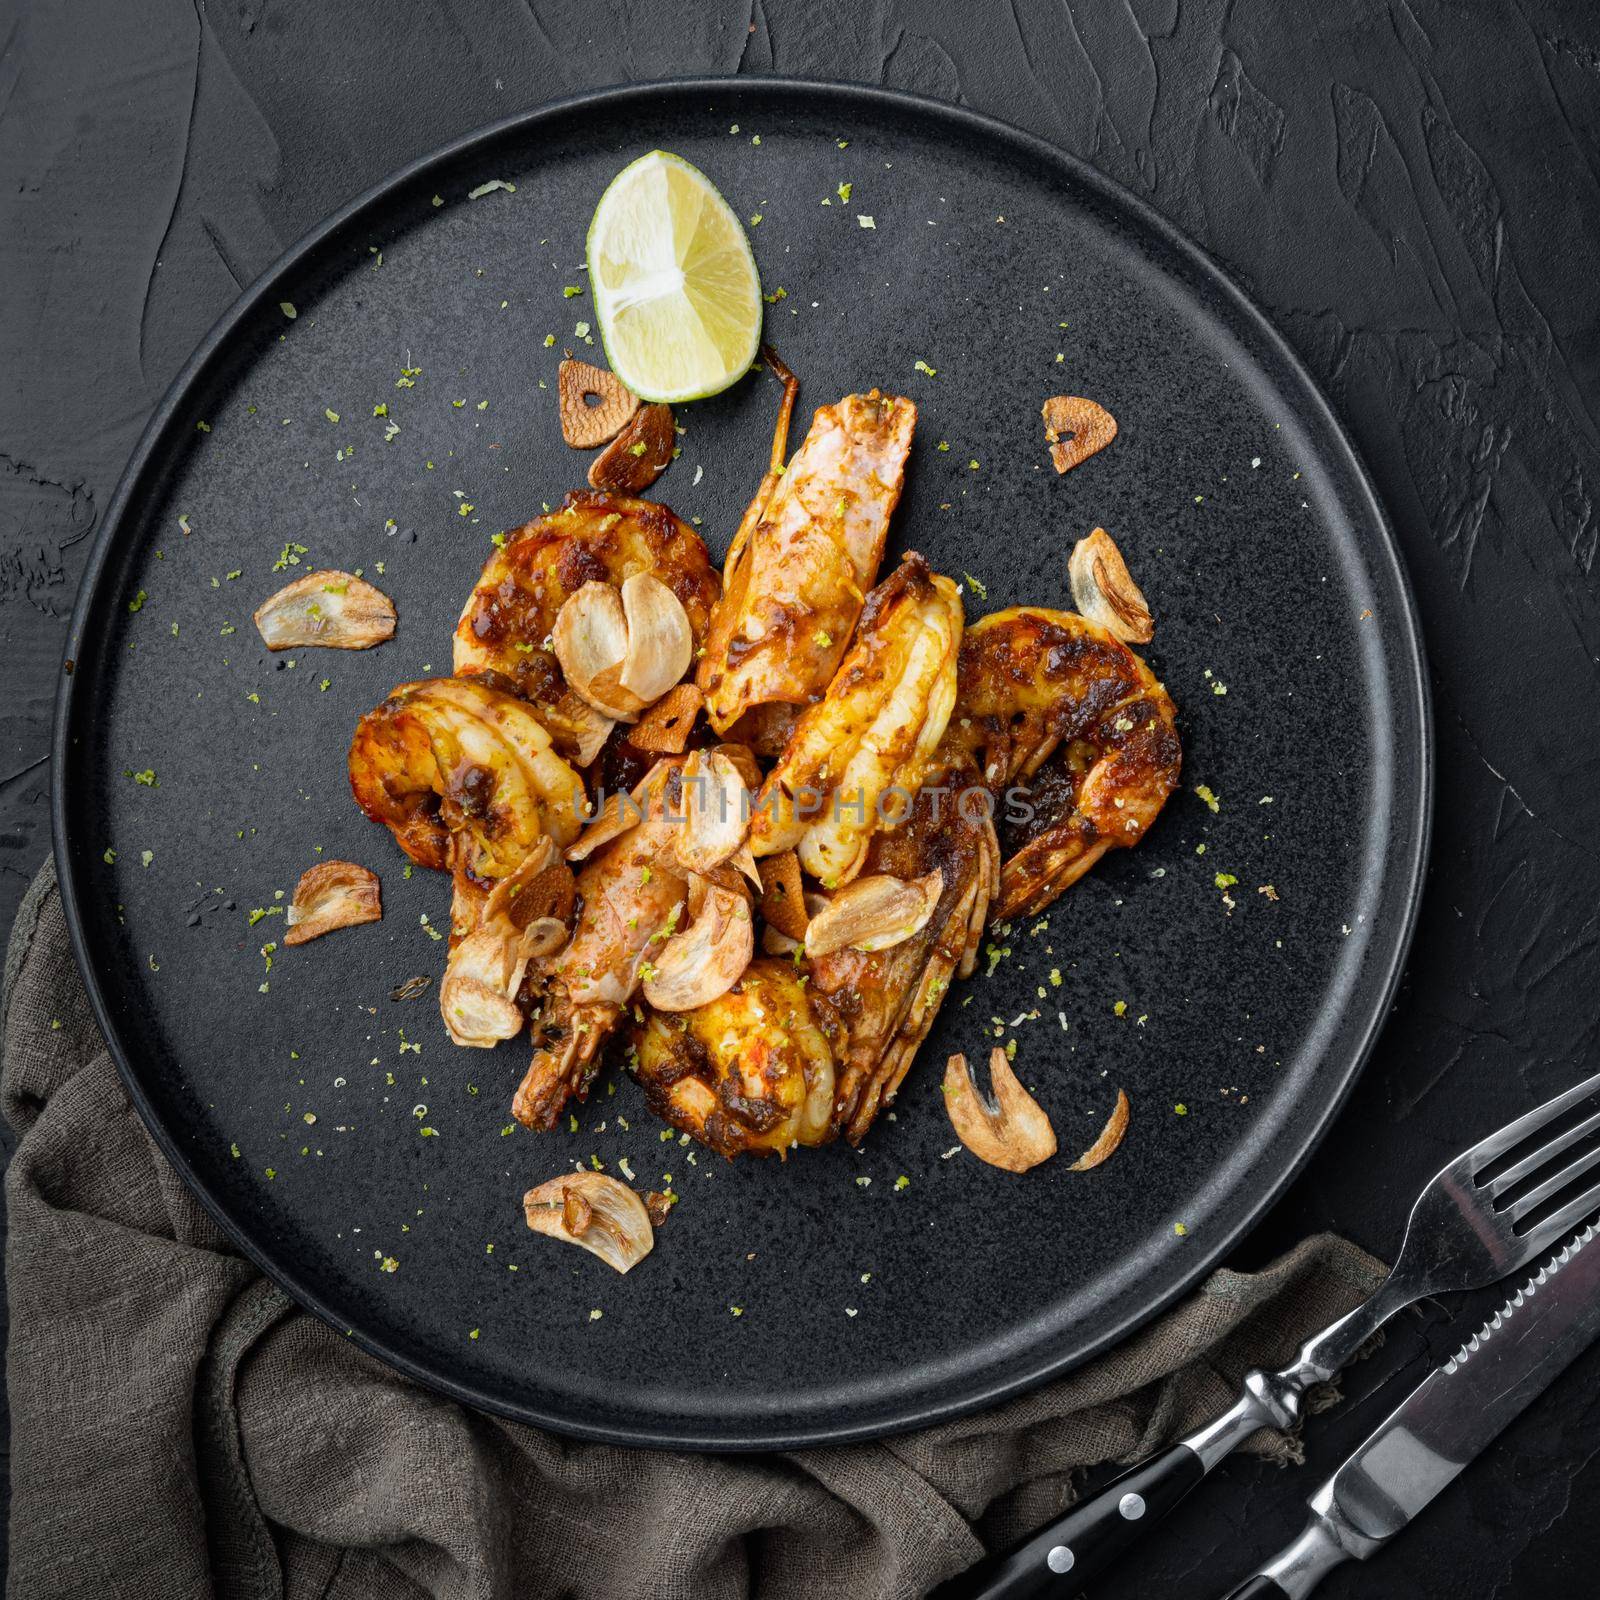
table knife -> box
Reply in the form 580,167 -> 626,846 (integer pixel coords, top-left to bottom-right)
928,1066 -> 1600,1600
1219,1219 -> 1600,1598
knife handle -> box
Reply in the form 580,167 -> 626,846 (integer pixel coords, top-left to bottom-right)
1215,1510 -> 1355,1600
926,1443 -> 1206,1599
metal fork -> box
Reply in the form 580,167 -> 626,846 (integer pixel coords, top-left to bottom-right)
931,1067 -> 1600,1600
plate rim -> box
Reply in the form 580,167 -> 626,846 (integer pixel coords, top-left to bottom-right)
51,76 -> 1434,1451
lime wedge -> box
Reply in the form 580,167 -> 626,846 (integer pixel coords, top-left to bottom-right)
586,151 -> 763,404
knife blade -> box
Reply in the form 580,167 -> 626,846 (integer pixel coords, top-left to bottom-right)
1220,1219 -> 1600,1600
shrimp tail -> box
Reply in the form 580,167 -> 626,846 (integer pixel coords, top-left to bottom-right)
512,991 -> 621,1129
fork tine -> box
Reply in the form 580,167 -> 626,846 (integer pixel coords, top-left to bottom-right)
1491,1106 -> 1600,1194
1508,1143 -> 1600,1222
1466,1067 -> 1600,1171
1515,1177 -> 1600,1259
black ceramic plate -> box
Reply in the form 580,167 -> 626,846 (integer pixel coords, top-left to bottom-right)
53,80 -> 1429,1450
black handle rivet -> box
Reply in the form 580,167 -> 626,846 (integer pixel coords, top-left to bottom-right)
1118,1492 -> 1146,1520
1047,1545 -> 1075,1573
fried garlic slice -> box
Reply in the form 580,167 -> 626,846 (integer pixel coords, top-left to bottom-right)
523,1172 -> 654,1273
283,861 -> 382,946
1069,1088 -> 1131,1171
803,870 -> 942,959
588,402 -> 674,493
557,357 -> 640,448
943,1048 -> 1057,1173
642,877 -> 754,1012
254,570 -> 395,651
1042,394 -> 1117,474
1069,528 -> 1153,644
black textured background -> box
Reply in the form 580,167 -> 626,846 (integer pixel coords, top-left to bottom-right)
2,2 -> 1598,1595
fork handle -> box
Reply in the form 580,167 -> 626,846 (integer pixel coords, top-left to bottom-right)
927,1443 -> 1206,1598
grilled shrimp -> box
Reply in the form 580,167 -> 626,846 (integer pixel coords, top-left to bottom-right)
630,959 -> 839,1157
942,607 -> 1180,920
748,553 -> 963,885
454,490 -> 719,761
807,755 -> 999,1142
632,755 -> 997,1156
699,362 -> 916,734
511,760 -> 693,1129
348,677 -> 587,877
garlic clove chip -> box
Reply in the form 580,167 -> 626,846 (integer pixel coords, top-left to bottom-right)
547,690 -> 616,767
1041,394 -> 1118,474
564,762 -> 672,862
642,879 -> 754,1012
672,748 -> 752,875
1069,528 -> 1154,645
439,973 -> 525,1049
588,402 -> 674,493
283,860 -> 382,946
557,357 -> 640,449
1069,1087 -> 1131,1171
438,929 -> 526,1048
481,838 -> 576,935
618,572 -> 694,706
711,741 -> 764,793
518,916 -> 571,961
628,682 -> 703,755
552,581 -> 645,720
523,1171 -> 654,1273
803,870 -> 944,959
757,850 -> 808,941
254,570 -> 395,651
943,1048 -> 1058,1173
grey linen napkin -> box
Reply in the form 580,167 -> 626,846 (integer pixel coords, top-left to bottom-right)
3,860 -> 1386,1600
